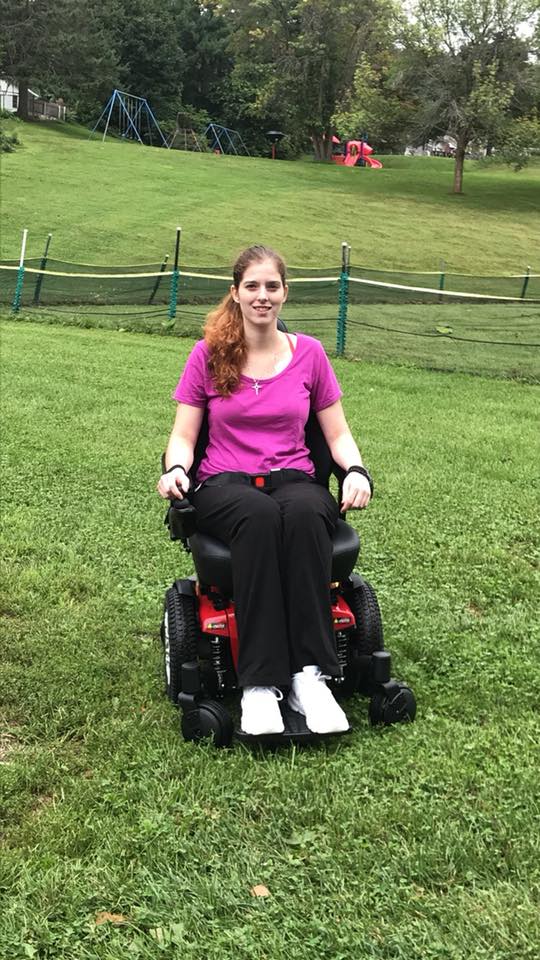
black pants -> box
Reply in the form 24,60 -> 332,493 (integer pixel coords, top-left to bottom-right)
192,480 -> 340,687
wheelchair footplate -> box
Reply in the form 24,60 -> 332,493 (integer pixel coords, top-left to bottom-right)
234,701 -> 352,745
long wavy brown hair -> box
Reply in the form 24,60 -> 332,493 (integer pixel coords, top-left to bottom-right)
204,245 -> 287,396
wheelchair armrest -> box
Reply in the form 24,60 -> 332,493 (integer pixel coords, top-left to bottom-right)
165,498 -> 198,541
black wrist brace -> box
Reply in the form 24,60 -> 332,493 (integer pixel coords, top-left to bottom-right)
345,465 -> 373,497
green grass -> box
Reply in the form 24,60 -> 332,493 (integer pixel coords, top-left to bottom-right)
1,119 -> 539,274
1,320 -> 539,959
5,300 -> 539,383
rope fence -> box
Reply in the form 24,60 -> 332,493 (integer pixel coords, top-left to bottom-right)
1,229 -> 539,381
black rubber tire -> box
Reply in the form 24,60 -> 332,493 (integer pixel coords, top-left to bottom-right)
161,585 -> 198,705
344,578 -> 384,694
369,684 -> 417,726
181,699 -> 234,747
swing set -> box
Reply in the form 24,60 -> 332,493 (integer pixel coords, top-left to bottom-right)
91,91 -> 250,157
90,89 -> 169,147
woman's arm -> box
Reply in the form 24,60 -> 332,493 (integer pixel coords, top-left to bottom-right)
316,400 -> 371,511
157,403 -> 205,500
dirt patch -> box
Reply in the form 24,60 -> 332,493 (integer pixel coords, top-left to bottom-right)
466,602 -> 484,618
31,794 -> 56,815
0,733 -> 20,763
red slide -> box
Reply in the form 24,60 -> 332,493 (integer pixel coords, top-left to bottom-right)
341,140 -> 384,168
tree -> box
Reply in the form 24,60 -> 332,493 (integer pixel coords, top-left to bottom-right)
221,0 -> 396,160
332,52 -> 418,153
406,0 -> 539,193
0,0 -> 118,121
176,0 -> 233,116
497,112 -> 540,169
105,0 -> 186,120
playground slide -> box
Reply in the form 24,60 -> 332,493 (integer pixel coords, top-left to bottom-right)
343,153 -> 383,168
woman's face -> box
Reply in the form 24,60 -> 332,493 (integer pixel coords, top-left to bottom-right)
231,258 -> 288,330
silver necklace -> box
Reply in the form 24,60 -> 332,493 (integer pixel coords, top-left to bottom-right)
245,348 -> 283,397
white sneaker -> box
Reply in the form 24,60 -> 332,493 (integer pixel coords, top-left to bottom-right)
241,686 -> 285,735
288,665 -> 349,734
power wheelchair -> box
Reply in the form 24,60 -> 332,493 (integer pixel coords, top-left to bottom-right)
160,364 -> 416,748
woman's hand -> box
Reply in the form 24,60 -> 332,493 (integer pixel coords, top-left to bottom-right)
157,467 -> 190,500
341,472 -> 371,512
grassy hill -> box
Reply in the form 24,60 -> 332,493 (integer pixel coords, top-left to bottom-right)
2,118 -> 539,274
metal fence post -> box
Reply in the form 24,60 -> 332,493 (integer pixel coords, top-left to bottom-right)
165,227 -> 181,328
438,259 -> 446,291
12,228 -> 28,314
33,233 -> 52,305
149,253 -> 169,304
336,241 -> 350,356
438,259 -> 446,303
520,266 -> 530,300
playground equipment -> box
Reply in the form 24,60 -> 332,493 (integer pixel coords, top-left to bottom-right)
204,123 -> 250,156
167,113 -> 204,151
91,89 -> 168,147
332,138 -> 383,168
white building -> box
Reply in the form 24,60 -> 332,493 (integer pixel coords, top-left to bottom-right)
0,80 -> 66,120
405,136 -> 458,157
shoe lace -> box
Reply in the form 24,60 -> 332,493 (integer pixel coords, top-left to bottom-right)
245,685 -> 283,702
296,668 -> 331,685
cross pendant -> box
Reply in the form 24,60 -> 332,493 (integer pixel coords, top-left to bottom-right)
252,381 -> 260,396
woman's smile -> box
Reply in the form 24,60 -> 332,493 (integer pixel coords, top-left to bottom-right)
232,257 -> 288,324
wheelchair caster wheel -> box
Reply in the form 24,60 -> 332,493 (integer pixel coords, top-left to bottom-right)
180,699 -> 234,747
369,683 -> 416,726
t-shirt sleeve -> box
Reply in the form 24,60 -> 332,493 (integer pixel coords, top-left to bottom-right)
172,340 -> 208,407
309,338 -> 343,411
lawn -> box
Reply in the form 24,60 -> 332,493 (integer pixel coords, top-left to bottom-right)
1,320 -> 539,959
1,118 -> 539,275
6,301 -> 539,383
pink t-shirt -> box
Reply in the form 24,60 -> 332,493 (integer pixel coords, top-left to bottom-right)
173,334 -> 342,483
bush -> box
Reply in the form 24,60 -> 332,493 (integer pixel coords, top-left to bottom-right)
0,127 -> 20,152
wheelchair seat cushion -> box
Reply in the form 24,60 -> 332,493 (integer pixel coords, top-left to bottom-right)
190,518 -> 360,595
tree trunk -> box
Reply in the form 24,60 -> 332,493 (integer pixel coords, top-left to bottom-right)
312,133 -> 333,162
452,136 -> 467,193
16,80 -> 30,121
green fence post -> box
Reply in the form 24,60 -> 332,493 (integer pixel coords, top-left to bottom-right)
12,228 -> 28,314
520,266 -> 530,300
438,259 -> 446,303
438,259 -> 446,291
336,241 -> 350,356
33,233 -> 52,305
165,227 -> 181,328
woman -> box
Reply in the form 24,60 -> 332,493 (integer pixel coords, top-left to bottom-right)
158,245 -> 372,736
